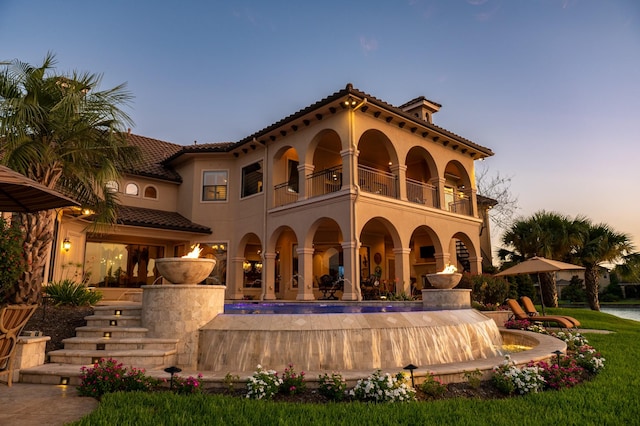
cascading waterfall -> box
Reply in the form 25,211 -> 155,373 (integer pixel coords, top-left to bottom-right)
198,309 -> 503,372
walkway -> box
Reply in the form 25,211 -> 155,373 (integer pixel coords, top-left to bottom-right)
0,383 -> 98,426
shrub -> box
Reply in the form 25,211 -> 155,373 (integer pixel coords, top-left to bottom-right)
552,331 -> 589,351
560,276 -> 587,303
469,274 -> 511,307
0,216 -> 25,302
573,345 -> 606,373
418,372 -> 446,398
280,364 -> 306,395
349,370 -> 416,402
44,279 -> 103,306
171,374 -> 203,395
318,372 -> 347,401
535,358 -> 584,390
463,369 -> 482,389
223,372 -> 240,393
504,318 -> 531,329
492,355 -> 546,395
246,365 -> 282,400
77,358 -> 161,398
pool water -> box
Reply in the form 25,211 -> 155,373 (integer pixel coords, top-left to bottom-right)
224,302 -> 425,314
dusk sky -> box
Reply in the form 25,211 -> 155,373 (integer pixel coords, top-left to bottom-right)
2,0 -> 639,260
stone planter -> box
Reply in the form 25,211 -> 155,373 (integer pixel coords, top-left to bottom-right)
155,258 -> 216,284
426,272 -> 462,289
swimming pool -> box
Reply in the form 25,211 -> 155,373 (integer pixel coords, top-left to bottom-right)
224,302 -> 425,314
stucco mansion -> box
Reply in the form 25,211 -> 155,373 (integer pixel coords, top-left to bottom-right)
53,84 -> 496,301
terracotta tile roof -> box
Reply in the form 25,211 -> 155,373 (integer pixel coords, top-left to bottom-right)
161,142 -> 236,164
225,83 -> 493,158
125,134 -> 183,182
116,205 -> 211,234
137,84 -> 493,168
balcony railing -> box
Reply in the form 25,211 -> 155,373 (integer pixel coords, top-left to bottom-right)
306,165 -> 342,198
358,165 -> 397,198
447,193 -> 471,215
273,182 -> 298,207
406,178 -> 438,208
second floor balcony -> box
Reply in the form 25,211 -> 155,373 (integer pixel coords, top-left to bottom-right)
272,165 -> 472,216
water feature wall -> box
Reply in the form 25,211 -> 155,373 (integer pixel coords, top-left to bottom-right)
198,309 -> 502,372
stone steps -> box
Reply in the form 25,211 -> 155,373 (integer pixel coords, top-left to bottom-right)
47,348 -> 177,367
60,336 -> 179,351
20,303 -> 181,385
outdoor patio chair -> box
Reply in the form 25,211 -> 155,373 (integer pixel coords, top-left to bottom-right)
520,296 -> 581,327
506,299 -> 575,329
318,275 -> 342,300
0,304 -> 38,386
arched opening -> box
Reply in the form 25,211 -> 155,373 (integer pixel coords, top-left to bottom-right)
359,217 -> 401,298
357,129 -> 399,198
272,146 -> 300,207
307,130 -> 343,198
405,146 -> 439,207
409,226 -> 442,292
270,226 -> 298,299
443,161 -> 472,215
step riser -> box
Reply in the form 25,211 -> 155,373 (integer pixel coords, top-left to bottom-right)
49,354 -> 176,367
93,308 -> 142,317
63,342 -> 177,351
20,373 -> 83,386
75,330 -> 148,338
85,319 -> 142,327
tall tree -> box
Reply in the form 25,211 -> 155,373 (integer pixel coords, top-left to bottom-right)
499,211 -> 582,307
572,221 -> 633,311
0,53 -> 140,304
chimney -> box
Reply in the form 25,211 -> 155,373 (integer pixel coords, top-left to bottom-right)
399,97 -> 441,124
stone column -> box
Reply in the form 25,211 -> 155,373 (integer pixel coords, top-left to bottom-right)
296,247 -> 316,300
263,252 -> 277,300
392,247 -> 412,295
141,285 -> 226,369
341,240 -> 361,301
229,257 -> 246,299
298,164 -> 315,200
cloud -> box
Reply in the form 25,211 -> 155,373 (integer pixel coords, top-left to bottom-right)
359,36 -> 378,54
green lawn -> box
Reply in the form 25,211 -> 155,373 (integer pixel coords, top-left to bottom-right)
72,309 -> 640,426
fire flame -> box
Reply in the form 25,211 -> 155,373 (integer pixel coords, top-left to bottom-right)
437,264 -> 458,274
182,244 -> 203,259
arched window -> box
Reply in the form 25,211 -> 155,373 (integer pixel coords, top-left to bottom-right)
125,182 -> 139,196
143,185 -> 157,199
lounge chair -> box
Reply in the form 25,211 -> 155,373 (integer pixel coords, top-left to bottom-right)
520,296 -> 581,327
506,299 -> 575,329
0,304 -> 39,386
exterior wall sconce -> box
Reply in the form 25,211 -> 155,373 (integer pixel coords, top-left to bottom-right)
62,238 -> 71,252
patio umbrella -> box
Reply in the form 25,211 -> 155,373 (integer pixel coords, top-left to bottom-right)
495,256 -> 585,314
0,165 -> 79,212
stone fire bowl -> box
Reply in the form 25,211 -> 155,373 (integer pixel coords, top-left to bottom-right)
426,272 -> 462,289
155,258 -> 216,284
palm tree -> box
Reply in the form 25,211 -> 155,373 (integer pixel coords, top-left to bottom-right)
499,211 -> 581,307
572,221 -> 633,311
0,52 -> 140,304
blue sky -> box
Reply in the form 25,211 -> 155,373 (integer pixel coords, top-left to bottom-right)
2,0 -> 639,258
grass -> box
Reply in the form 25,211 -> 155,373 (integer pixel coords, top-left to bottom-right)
71,309 -> 640,425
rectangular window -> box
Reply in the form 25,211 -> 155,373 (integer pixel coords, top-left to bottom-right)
203,171 -> 228,201
241,161 -> 263,198
84,242 -> 164,287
